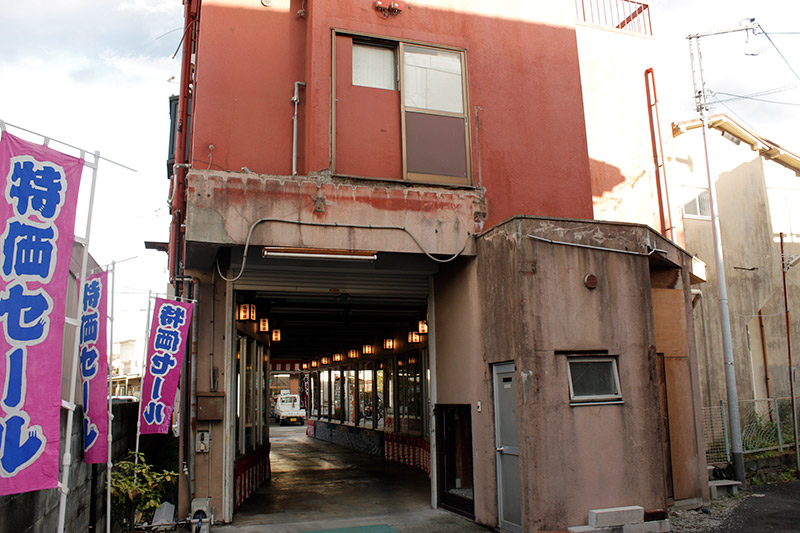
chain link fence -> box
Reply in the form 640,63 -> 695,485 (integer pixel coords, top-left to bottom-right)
703,397 -> 800,463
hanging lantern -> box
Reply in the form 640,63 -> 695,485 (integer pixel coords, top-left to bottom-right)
383,338 -> 394,350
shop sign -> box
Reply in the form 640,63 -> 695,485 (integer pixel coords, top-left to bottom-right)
140,297 -> 193,434
81,271 -> 108,463
0,132 -> 83,495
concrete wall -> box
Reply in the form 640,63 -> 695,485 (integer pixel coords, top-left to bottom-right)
668,126 -> 800,406
177,268 -> 231,519
576,22 -> 681,243
432,257 -> 496,527
474,218 -> 686,531
183,172 -> 482,268
0,402 -> 138,533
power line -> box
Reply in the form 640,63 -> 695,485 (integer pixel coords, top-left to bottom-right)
758,24 -> 800,82
714,91 -> 800,106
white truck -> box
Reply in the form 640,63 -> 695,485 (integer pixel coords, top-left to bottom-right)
273,394 -> 306,425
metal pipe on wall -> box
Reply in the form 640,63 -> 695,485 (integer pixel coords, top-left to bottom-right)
691,289 -> 713,408
758,309 -> 772,400
292,81 -> 306,176
190,278 -> 200,497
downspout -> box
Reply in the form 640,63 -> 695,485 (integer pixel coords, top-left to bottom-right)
292,81 -> 306,176
210,271 -> 216,391
645,68 -> 673,238
758,309 -> 772,400
170,0 -> 198,286
691,289 -> 713,408
190,277 -> 200,498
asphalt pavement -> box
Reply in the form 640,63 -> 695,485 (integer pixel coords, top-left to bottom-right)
708,480 -> 800,533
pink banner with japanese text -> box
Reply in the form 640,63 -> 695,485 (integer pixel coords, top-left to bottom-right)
140,298 -> 193,435
81,271 -> 108,464
0,131 -> 84,495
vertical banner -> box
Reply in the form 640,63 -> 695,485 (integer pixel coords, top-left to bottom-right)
0,132 -> 83,495
81,271 -> 108,463
299,372 -> 308,411
140,298 -> 193,435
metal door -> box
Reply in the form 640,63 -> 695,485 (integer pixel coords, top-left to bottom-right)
493,363 -> 521,532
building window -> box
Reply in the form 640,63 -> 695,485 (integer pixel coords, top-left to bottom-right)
567,356 -> 622,404
353,42 -> 397,90
682,186 -> 711,219
335,33 -> 471,185
403,45 -> 468,182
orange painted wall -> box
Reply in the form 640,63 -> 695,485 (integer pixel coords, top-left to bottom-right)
191,0 -> 593,226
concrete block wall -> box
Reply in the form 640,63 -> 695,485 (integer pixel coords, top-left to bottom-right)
0,402 -> 138,533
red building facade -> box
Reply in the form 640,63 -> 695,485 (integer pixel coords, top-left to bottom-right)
167,1 -> 707,530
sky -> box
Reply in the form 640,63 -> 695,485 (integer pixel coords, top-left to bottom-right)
0,0 -> 184,344
653,0 -> 800,149
0,0 -> 798,345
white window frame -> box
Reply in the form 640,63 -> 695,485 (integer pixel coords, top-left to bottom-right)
567,356 -> 622,405
682,185 -> 711,220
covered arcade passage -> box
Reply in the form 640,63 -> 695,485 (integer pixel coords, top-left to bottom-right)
227,252 -> 456,521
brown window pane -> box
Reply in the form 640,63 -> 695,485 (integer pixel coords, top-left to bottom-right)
406,112 -> 467,178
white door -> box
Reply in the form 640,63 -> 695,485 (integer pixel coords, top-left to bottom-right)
493,362 -> 521,532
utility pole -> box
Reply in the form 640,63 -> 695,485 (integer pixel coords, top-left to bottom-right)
687,21 -> 758,488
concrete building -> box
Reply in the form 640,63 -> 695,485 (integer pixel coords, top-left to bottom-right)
165,1 -> 708,530
667,114 -> 800,417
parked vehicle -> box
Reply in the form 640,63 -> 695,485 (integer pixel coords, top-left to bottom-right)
273,394 -> 305,425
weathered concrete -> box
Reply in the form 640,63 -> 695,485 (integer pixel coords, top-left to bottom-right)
669,118 -> 800,413
184,171 -> 482,269
468,216 -> 704,531
0,402 -> 139,533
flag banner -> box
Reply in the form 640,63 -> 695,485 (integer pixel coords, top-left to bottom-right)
0,131 -> 84,495
140,298 -> 193,435
81,271 -> 108,463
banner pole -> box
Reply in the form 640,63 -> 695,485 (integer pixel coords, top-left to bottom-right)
57,151 -> 100,533
134,290 -> 153,481
106,261 -> 116,532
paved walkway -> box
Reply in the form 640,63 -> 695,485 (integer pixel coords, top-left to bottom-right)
213,424 -> 490,532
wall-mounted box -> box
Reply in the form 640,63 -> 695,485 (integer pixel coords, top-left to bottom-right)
197,392 -> 225,421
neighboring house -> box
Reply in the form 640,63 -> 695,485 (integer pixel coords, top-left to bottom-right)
111,338 -> 145,398
667,114 -> 800,417
164,1 -> 707,530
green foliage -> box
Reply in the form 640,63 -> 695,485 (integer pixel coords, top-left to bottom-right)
109,451 -> 178,533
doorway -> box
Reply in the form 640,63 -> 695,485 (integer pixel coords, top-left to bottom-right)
436,404 -> 475,518
492,362 -> 521,533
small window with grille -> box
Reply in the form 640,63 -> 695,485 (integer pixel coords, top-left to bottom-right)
567,356 -> 622,404
682,186 -> 711,219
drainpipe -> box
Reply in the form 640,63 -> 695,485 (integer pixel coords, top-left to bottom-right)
691,289 -> 713,408
190,278 -> 200,496
210,272 -> 216,391
291,81 -> 306,175
169,0 -> 198,285
645,68 -> 672,238
758,309 -> 772,401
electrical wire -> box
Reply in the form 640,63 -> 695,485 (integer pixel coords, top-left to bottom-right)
216,218 -> 474,282
758,24 -> 800,82
714,92 -> 800,107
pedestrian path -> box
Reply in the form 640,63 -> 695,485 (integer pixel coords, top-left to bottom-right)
212,425 -> 489,532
